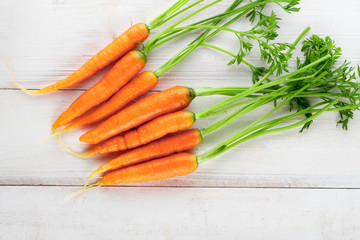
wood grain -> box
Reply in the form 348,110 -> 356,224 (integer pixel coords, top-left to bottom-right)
1,0 -> 360,91
1,1 -> 359,187
1,90 -> 359,187
0,0 -> 360,238
1,186 -> 360,240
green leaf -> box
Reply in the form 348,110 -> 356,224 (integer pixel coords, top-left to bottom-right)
246,9 -> 256,23
242,41 -> 253,52
283,0 -> 301,13
227,58 -> 236,66
236,52 -> 246,64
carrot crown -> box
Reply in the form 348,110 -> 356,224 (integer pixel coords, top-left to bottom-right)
135,50 -> 147,64
196,35 -> 360,163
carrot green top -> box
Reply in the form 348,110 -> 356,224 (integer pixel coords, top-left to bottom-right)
195,34 -> 360,163
148,0 -> 301,78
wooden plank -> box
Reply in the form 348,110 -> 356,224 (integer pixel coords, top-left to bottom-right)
0,90 -> 359,187
1,186 -> 360,239
1,1 -> 360,239
1,0 -> 359,91
0,0 -> 360,188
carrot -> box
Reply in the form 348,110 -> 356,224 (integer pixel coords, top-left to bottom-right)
54,0 -> 257,139
85,129 -> 202,183
73,152 -> 197,196
13,23 -> 149,94
55,71 -> 158,134
94,128 -> 201,173
75,27 -> 311,148
14,0 -> 233,96
101,152 -> 198,185
80,110 -> 195,157
52,50 -> 147,131
80,86 -> 195,144
59,2 -> 249,140
96,98 -> 336,187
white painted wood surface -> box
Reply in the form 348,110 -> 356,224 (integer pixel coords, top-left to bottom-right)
1,187 -> 360,240
0,0 -> 360,239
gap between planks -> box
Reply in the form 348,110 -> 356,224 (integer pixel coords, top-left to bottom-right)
0,87 -> 159,93
1,185 -> 360,190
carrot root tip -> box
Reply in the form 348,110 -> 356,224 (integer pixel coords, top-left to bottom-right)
63,181 -> 103,202
7,56 -> 41,94
55,135 -> 87,157
36,129 -> 65,144
84,171 -> 101,190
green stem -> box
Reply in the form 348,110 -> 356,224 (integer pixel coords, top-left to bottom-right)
171,25 -> 255,38
263,99 -> 340,134
152,0 -> 272,44
143,0 -> 222,55
253,26 -> 311,87
153,0 -> 289,77
171,24 -> 295,49
197,97 -> 340,163
195,75 -> 313,118
196,54 -> 331,118
146,0 -> 245,52
153,2 -> 244,77
203,72 -> 325,138
201,43 -> 237,58
203,101 -> 329,155
194,84 -> 359,98
195,84 -> 292,120
199,72 -> 323,137
149,0 -> 205,30
236,101 -> 329,137
327,102 -> 360,111
200,43 -> 256,69
147,0 -> 190,30
200,90 -> 283,136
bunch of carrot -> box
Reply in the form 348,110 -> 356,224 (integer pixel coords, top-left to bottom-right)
8,0 -> 302,188
9,0 -> 359,197
78,32 -> 360,195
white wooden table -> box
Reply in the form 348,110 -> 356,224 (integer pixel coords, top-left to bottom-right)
1,0 -> 360,239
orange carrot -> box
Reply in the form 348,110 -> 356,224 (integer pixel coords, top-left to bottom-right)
57,71 -> 158,134
52,50 -> 147,131
80,86 -> 195,144
86,129 -> 202,182
100,152 -> 198,185
76,152 -> 197,195
81,110 -> 196,157
14,23 -> 149,94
